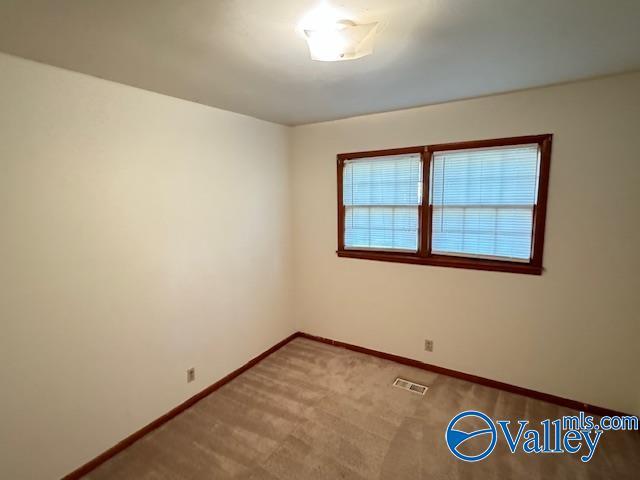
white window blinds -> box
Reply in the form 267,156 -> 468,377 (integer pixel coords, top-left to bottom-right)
430,144 -> 540,261
343,154 -> 422,251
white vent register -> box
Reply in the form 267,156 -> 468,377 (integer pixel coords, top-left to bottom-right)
393,377 -> 428,395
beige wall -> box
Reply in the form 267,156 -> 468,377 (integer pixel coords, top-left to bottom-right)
291,72 -> 640,416
0,53 -> 294,479
1,50 -> 639,479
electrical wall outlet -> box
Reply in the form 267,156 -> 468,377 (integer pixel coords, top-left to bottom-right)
424,339 -> 434,352
187,367 -> 195,383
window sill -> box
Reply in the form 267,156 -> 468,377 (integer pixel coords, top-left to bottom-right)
336,250 -> 542,275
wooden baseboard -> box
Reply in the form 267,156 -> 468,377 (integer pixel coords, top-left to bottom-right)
63,329 -> 632,478
61,332 -> 301,480
297,332 -> 631,418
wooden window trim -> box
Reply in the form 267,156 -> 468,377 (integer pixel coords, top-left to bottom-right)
336,134 -> 552,275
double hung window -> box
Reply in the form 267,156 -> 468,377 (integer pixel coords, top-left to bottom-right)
337,135 -> 552,274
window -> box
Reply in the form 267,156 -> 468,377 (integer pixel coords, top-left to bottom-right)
430,144 -> 539,262
337,135 -> 552,274
343,152 -> 422,251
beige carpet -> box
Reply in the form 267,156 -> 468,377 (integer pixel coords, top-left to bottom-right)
85,338 -> 640,479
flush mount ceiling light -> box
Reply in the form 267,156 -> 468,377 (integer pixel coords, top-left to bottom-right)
299,5 -> 378,62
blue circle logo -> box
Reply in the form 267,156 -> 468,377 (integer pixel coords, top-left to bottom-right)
445,410 -> 497,462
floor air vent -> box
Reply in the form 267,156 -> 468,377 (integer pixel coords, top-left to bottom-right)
393,378 -> 428,395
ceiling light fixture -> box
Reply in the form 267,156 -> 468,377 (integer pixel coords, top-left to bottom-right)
299,5 -> 378,62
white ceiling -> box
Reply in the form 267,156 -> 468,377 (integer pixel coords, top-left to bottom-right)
1,0 -> 639,125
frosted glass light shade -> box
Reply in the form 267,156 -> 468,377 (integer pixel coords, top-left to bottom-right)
304,20 -> 378,62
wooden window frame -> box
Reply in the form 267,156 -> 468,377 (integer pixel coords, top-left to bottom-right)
336,134 -> 552,275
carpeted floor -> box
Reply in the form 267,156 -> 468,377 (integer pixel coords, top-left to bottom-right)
85,338 -> 640,479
